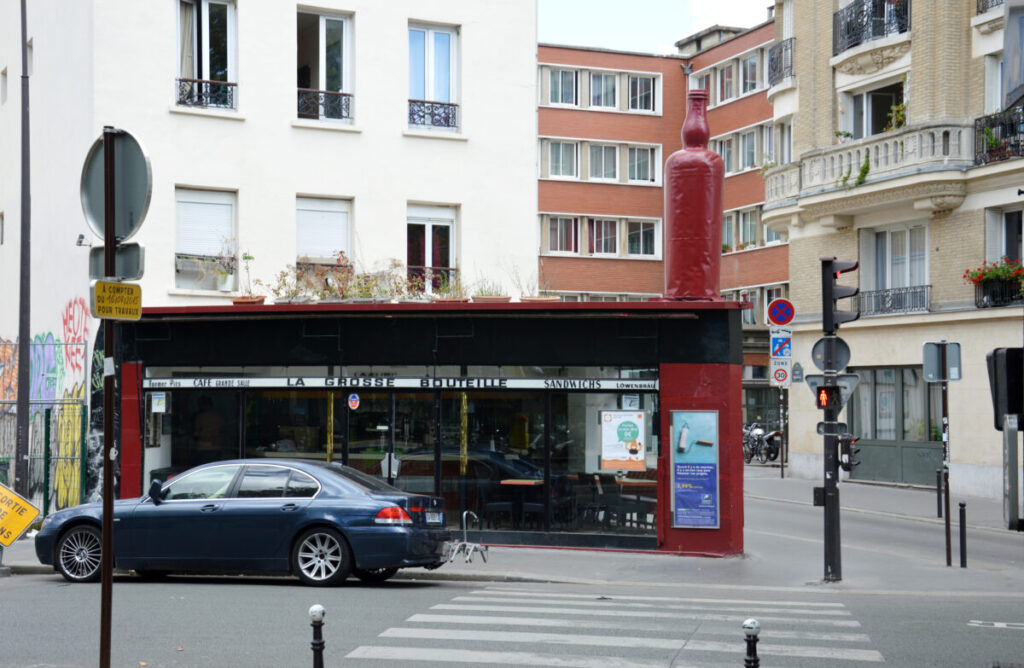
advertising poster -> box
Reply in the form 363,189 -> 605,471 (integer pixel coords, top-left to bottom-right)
600,411 -> 646,470
670,410 -> 719,528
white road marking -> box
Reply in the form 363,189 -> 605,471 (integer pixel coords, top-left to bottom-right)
685,639 -> 885,662
381,626 -> 686,649
345,646 -> 667,667
479,587 -> 847,607
406,613 -> 684,632
454,594 -> 851,616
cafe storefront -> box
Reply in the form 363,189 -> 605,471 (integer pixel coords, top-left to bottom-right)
115,300 -> 743,551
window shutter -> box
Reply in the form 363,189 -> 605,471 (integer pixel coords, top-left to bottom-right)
985,209 -> 1002,263
175,190 -> 234,256
296,198 -> 349,260
858,228 -> 875,291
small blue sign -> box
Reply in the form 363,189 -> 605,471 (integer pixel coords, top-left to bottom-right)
771,336 -> 792,358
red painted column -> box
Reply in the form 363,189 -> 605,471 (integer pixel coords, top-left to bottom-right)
657,362 -> 743,556
663,89 -> 724,300
119,362 -> 143,498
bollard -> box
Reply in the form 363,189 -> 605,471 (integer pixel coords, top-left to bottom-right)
959,502 -> 967,568
309,604 -> 325,668
742,618 -> 760,668
936,470 -> 943,518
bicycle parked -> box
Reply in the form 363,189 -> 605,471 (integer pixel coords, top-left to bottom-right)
742,422 -> 781,464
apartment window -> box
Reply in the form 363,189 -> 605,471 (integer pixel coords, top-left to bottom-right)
722,213 -> 735,251
591,72 -> 616,108
629,75 -> 656,111
177,0 -> 237,109
550,69 -> 577,105
549,217 -> 579,253
718,65 -> 734,102
740,131 -> 757,169
409,24 -> 458,129
408,205 -> 455,292
588,219 -> 617,254
550,142 -> 578,178
692,72 -> 710,91
846,81 -> 903,139
296,198 -> 349,264
740,289 -> 759,325
589,144 -> 617,180
741,54 -> 758,93
716,138 -> 734,173
765,223 -> 783,244
739,210 -> 757,247
777,122 -> 792,163
762,125 -> 775,163
763,285 -> 787,322
296,13 -> 352,121
627,221 -> 656,256
849,367 -> 941,443
628,146 -> 656,182
869,225 -> 927,289
174,189 -> 236,290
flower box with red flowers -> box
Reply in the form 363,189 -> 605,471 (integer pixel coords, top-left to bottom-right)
964,257 -> 1024,308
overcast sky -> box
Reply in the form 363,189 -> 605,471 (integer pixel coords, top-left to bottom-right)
537,0 -> 775,54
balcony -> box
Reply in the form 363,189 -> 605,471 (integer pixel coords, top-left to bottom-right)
833,0 -> 911,57
297,89 -> 353,121
176,78 -> 237,110
408,100 -> 459,129
977,0 -> 1003,13
858,285 -> 930,316
974,108 -> 1024,165
768,38 -> 794,88
975,279 -> 1023,308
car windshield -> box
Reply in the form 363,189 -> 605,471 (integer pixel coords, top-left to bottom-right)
313,462 -> 403,493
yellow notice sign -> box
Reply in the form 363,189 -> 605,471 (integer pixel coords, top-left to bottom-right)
91,280 -> 142,320
0,482 -> 40,547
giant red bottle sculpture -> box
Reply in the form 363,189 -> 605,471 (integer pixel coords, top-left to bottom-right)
663,89 -> 723,300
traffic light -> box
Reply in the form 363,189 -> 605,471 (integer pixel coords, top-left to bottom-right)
816,385 -> 842,410
821,256 -> 860,334
986,348 -> 1024,431
838,434 -> 861,471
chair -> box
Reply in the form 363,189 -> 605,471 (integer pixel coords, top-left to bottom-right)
478,480 -> 516,529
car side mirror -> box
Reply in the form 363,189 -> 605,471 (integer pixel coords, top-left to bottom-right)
148,479 -> 165,505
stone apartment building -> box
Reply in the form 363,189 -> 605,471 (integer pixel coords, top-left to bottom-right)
763,0 -> 1022,498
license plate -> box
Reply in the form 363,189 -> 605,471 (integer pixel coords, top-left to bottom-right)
426,511 -> 442,524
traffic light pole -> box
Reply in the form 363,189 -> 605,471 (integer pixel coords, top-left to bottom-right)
941,341 -> 951,567
822,336 -> 842,582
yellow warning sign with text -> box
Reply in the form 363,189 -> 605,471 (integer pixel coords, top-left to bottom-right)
91,280 -> 142,320
0,482 -> 40,547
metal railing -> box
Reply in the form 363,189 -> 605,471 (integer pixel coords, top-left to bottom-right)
833,0 -> 911,56
768,38 -> 794,88
297,89 -> 353,121
408,100 -> 459,129
857,285 -> 930,316
176,78 -> 237,110
974,279 -> 1023,308
974,107 -> 1024,165
978,0 -> 1004,14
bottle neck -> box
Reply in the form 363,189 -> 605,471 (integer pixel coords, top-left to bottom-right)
682,97 -> 709,148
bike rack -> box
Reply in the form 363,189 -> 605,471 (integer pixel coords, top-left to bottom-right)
445,510 -> 489,563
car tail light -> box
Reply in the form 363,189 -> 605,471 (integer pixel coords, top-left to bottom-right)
374,506 -> 413,525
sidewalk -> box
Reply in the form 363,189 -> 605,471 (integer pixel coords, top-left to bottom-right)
2,466 -> 1017,591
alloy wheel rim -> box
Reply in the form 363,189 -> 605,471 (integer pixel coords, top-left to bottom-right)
298,533 -> 342,581
60,530 -> 101,579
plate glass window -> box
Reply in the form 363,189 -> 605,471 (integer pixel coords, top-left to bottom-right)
589,144 -> 617,179
591,73 -> 616,108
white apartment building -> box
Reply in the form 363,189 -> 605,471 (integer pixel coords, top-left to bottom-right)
0,0 -> 538,497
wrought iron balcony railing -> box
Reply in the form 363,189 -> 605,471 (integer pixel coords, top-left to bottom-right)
768,38 -> 794,88
833,0 -> 911,57
408,100 -> 459,129
978,0 -> 1004,14
857,285 -> 930,316
176,78 -> 237,110
297,89 -> 353,121
974,107 -> 1024,165
975,279 -> 1023,308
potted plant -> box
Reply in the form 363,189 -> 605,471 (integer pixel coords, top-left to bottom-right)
231,252 -> 266,304
256,265 -> 311,304
214,239 -> 237,291
431,272 -> 469,302
472,278 -> 511,303
963,257 -> 1024,307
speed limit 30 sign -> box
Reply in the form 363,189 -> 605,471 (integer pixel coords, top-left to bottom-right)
770,358 -> 792,388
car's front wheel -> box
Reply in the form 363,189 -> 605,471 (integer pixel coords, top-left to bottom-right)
292,527 -> 352,586
56,524 -> 102,583
352,567 -> 398,583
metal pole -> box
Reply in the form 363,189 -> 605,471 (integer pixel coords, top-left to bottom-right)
779,387 -> 785,479
99,126 -> 118,668
959,502 -> 967,568
936,469 -> 942,518
941,341 -> 951,567
823,335 -> 841,582
14,0 -> 32,499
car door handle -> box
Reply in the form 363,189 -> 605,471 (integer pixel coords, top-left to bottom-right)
200,504 -> 221,512
281,503 -> 300,512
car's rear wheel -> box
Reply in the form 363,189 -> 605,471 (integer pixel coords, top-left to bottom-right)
292,527 -> 352,586
352,567 -> 398,583
56,524 -> 102,583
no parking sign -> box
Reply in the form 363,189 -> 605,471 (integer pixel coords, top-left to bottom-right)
348,393 -> 360,410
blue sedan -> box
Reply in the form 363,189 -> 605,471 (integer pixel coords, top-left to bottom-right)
35,459 -> 451,586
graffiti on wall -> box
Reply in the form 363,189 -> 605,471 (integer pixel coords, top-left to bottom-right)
0,337 -> 15,411
29,332 -> 64,408
62,298 -> 90,376
53,383 -> 85,509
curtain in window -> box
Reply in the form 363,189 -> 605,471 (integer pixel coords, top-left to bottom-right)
875,369 -> 897,440
891,230 -> 907,288
179,0 -> 195,79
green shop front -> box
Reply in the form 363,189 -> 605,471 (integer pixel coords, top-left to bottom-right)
115,300 -> 743,551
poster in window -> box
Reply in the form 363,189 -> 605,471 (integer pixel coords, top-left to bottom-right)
670,410 -> 719,529
600,411 -> 646,470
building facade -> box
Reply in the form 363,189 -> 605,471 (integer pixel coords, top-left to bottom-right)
762,0 -> 1022,498
0,0 -> 538,508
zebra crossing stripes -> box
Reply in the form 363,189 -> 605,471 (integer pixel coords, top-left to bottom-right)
344,586 -> 885,665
